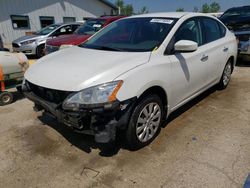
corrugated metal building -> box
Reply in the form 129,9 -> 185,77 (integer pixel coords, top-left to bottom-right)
0,0 -> 117,44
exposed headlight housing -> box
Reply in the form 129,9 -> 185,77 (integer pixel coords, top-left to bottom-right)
63,81 -> 123,110
21,39 -> 36,45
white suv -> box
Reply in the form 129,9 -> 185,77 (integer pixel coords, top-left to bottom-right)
23,12 -> 237,149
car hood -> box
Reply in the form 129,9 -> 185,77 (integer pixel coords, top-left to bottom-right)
13,35 -> 44,43
25,46 -> 151,91
46,34 -> 91,46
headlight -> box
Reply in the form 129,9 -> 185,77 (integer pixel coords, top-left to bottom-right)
21,39 -> 36,45
63,81 -> 123,110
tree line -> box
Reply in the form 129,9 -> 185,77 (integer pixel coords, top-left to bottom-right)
115,0 -> 221,16
176,2 -> 221,13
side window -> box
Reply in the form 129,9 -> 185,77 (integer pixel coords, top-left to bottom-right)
53,25 -> 73,36
202,18 -> 221,43
218,22 -> 226,37
71,24 -> 80,32
175,19 -> 203,46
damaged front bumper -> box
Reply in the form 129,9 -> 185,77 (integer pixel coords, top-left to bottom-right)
23,86 -> 136,143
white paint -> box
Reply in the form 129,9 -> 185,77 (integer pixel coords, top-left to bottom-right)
25,13 -> 238,117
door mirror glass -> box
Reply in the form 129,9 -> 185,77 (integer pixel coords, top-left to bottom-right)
174,40 -> 198,53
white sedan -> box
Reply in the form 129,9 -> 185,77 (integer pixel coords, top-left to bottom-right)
23,12 -> 237,149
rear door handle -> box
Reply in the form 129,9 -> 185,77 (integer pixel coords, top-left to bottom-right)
223,47 -> 229,52
201,55 -> 208,62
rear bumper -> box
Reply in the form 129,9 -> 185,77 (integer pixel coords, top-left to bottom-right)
23,90 -> 136,143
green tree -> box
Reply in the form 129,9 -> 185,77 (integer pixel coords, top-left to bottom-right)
210,2 -> 220,12
124,4 -> 134,16
115,0 -> 134,16
138,6 -> 149,14
176,8 -> 184,12
202,3 -> 210,13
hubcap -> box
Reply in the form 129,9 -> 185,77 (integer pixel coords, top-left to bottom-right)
2,94 -> 11,104
136,102 -> 161,143
223,63 -> 231,86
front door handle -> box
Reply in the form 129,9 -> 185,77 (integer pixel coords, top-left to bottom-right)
223,47 -> 229,52
201,55 -> 208,62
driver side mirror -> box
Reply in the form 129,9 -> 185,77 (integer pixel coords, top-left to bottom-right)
174,40 -> 198,53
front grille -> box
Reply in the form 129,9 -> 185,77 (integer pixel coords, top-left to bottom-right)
27,81 -> 72,104
46,45 -> 60,54
236,34 -> 250,42
12,43 -> 20,48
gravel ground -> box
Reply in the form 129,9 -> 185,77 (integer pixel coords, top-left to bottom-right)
0,62 -> 250,188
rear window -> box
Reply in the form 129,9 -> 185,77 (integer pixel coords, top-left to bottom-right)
75,19 -> 106,35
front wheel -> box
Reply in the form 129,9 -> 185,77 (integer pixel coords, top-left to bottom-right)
0,92 -> 13,106
218,60 -> 233,90
125,94 -> 164,150
36,44 -> 45,58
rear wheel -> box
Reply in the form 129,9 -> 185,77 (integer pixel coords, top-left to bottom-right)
0,92 -> 13,106
125,94 -> 164,150
218,60 -> 233,90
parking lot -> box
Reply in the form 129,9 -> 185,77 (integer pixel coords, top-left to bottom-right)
0,61 -> 249,188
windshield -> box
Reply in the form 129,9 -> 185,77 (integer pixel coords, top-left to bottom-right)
80,17 -> 177,52
36,24 -> 60,35
75,19 -> 106,35
221,6 -> 250,19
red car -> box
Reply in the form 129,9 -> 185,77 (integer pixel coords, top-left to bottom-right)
45,16 -> 125,54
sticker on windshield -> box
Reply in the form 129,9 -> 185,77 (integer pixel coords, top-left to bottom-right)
150,19 -> 174,24
93,24 -> 102,28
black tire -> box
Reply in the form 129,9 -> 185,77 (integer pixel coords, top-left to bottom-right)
125,94 -> 164,150
218,60 -> 233,90
0,92 -> 13,106
36,44 -> 45,58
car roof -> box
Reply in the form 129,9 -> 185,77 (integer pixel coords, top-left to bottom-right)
130,12 -> 209,19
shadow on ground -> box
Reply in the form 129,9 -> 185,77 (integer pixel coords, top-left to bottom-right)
236,59 -> 250,67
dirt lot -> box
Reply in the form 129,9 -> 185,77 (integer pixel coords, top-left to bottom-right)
0,62 -> 250,188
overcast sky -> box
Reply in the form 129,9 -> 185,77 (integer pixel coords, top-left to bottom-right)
110,0 -> 249,12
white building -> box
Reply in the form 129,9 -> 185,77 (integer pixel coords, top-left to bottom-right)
0,0 -> 117,44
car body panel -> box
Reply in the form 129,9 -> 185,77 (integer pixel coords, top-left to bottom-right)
46,34 -> 91,46
25,46 -> 151,91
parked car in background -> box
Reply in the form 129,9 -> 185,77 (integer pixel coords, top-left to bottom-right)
23,12 -> 237,149
45,16 -> 125,54
220,6 -> 250,61
12,23 -> 81,58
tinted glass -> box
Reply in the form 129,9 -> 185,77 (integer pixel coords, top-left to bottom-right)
75,19 -> 106,35
174,19 -> 203,46
218,22 -> 226,37
202,18 -> 221,43
80,17 -> 177,52
36,24 -> 60,35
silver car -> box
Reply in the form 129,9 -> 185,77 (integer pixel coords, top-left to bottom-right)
12,23 -> 81,58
